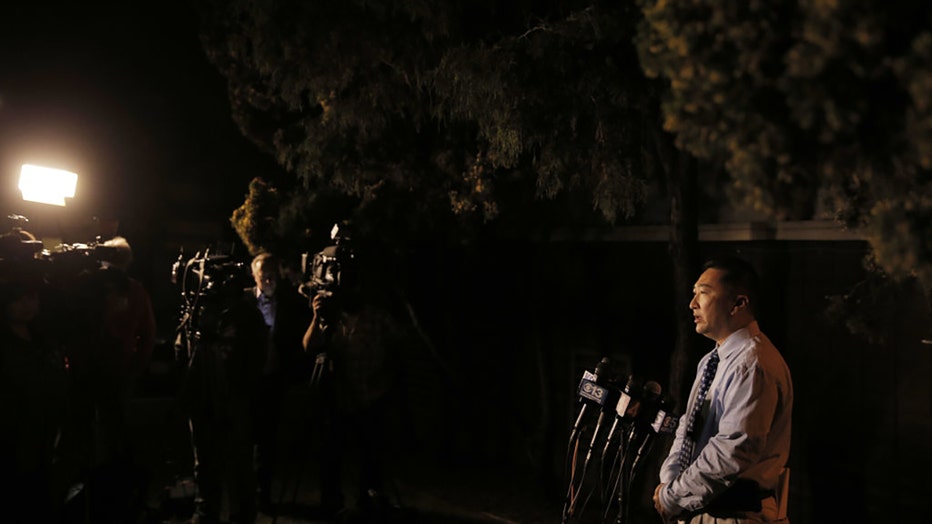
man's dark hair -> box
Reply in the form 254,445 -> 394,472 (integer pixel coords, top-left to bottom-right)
702,256 -> 761,316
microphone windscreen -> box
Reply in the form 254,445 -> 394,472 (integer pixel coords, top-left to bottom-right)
642,380 -> 662,399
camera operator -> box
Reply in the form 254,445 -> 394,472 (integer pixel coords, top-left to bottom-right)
68,237 -> 156,464
302,250 -> 402,521
244,252 -> 312,513
63,236 -> 156,520
181,267 -> 268,524
0,239 -> 69,521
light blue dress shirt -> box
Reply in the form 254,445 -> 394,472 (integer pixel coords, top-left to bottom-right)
659,321 -> 793,518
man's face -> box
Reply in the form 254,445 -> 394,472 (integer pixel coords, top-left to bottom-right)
254,261 -> 278,298
689,268 -> 737,343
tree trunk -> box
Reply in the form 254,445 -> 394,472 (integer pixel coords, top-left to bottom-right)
630,127 -> 701,523
649,124 -> 700,407
666,149 -> 699,408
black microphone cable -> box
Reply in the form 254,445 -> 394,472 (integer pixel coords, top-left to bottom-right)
566,387 -> 618,521
598,375 -> 641,507
614,380 -> 662,524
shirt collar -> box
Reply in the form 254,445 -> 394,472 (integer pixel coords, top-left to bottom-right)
715,320 -> 761,360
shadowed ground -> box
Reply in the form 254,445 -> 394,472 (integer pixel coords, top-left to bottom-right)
72,386 -> 564,524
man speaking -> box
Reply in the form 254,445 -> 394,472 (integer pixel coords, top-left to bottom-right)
654,257 -> 793,523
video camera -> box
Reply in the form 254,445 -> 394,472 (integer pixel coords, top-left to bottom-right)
1,214 -> 120,287
171,248 -> 253,362
41,241 -> 119,278
299,222 -> 356,300
171,249 -> 251,304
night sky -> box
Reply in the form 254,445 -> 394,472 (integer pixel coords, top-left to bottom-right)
0,1 -> 283,239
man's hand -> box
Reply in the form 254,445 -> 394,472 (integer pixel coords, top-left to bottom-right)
304,292 -> 333,351
311,291 -> 331,317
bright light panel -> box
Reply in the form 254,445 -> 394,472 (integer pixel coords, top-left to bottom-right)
19,164 -> 78,206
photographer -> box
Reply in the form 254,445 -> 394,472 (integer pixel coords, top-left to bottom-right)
180,257 -> 268,524
302,239 -> 402,521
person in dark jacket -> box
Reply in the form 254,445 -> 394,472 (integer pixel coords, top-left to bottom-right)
244,252 -> 312,513
182,275 -> 268,524
0,257 -> 69,522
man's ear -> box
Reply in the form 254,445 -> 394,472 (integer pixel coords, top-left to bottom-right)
734,295 -> 748,309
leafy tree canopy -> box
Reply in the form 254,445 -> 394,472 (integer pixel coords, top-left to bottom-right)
197,0 -> 662,251
637,0 -> 932,288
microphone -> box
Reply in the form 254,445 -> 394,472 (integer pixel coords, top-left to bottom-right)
614,375 -> 644,422
569,357 -> 616,447
598,374 -> 644,508
624,380 -> 662,450
637,380 -> 662,415
584,361 -> 624,454
609,382 -> 664,524
650,400 -> 679,435
570,369 -> 624,519
564,357 -> 619,522
601,375 -> 642,463
630,394 -> 677,475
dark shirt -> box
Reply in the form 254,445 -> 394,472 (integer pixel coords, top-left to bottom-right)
245,284 -> 311,380
317,303 -> 401,413
182,292 -> 268,420
0,325 -> 67,475
69,267 -> 156,382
